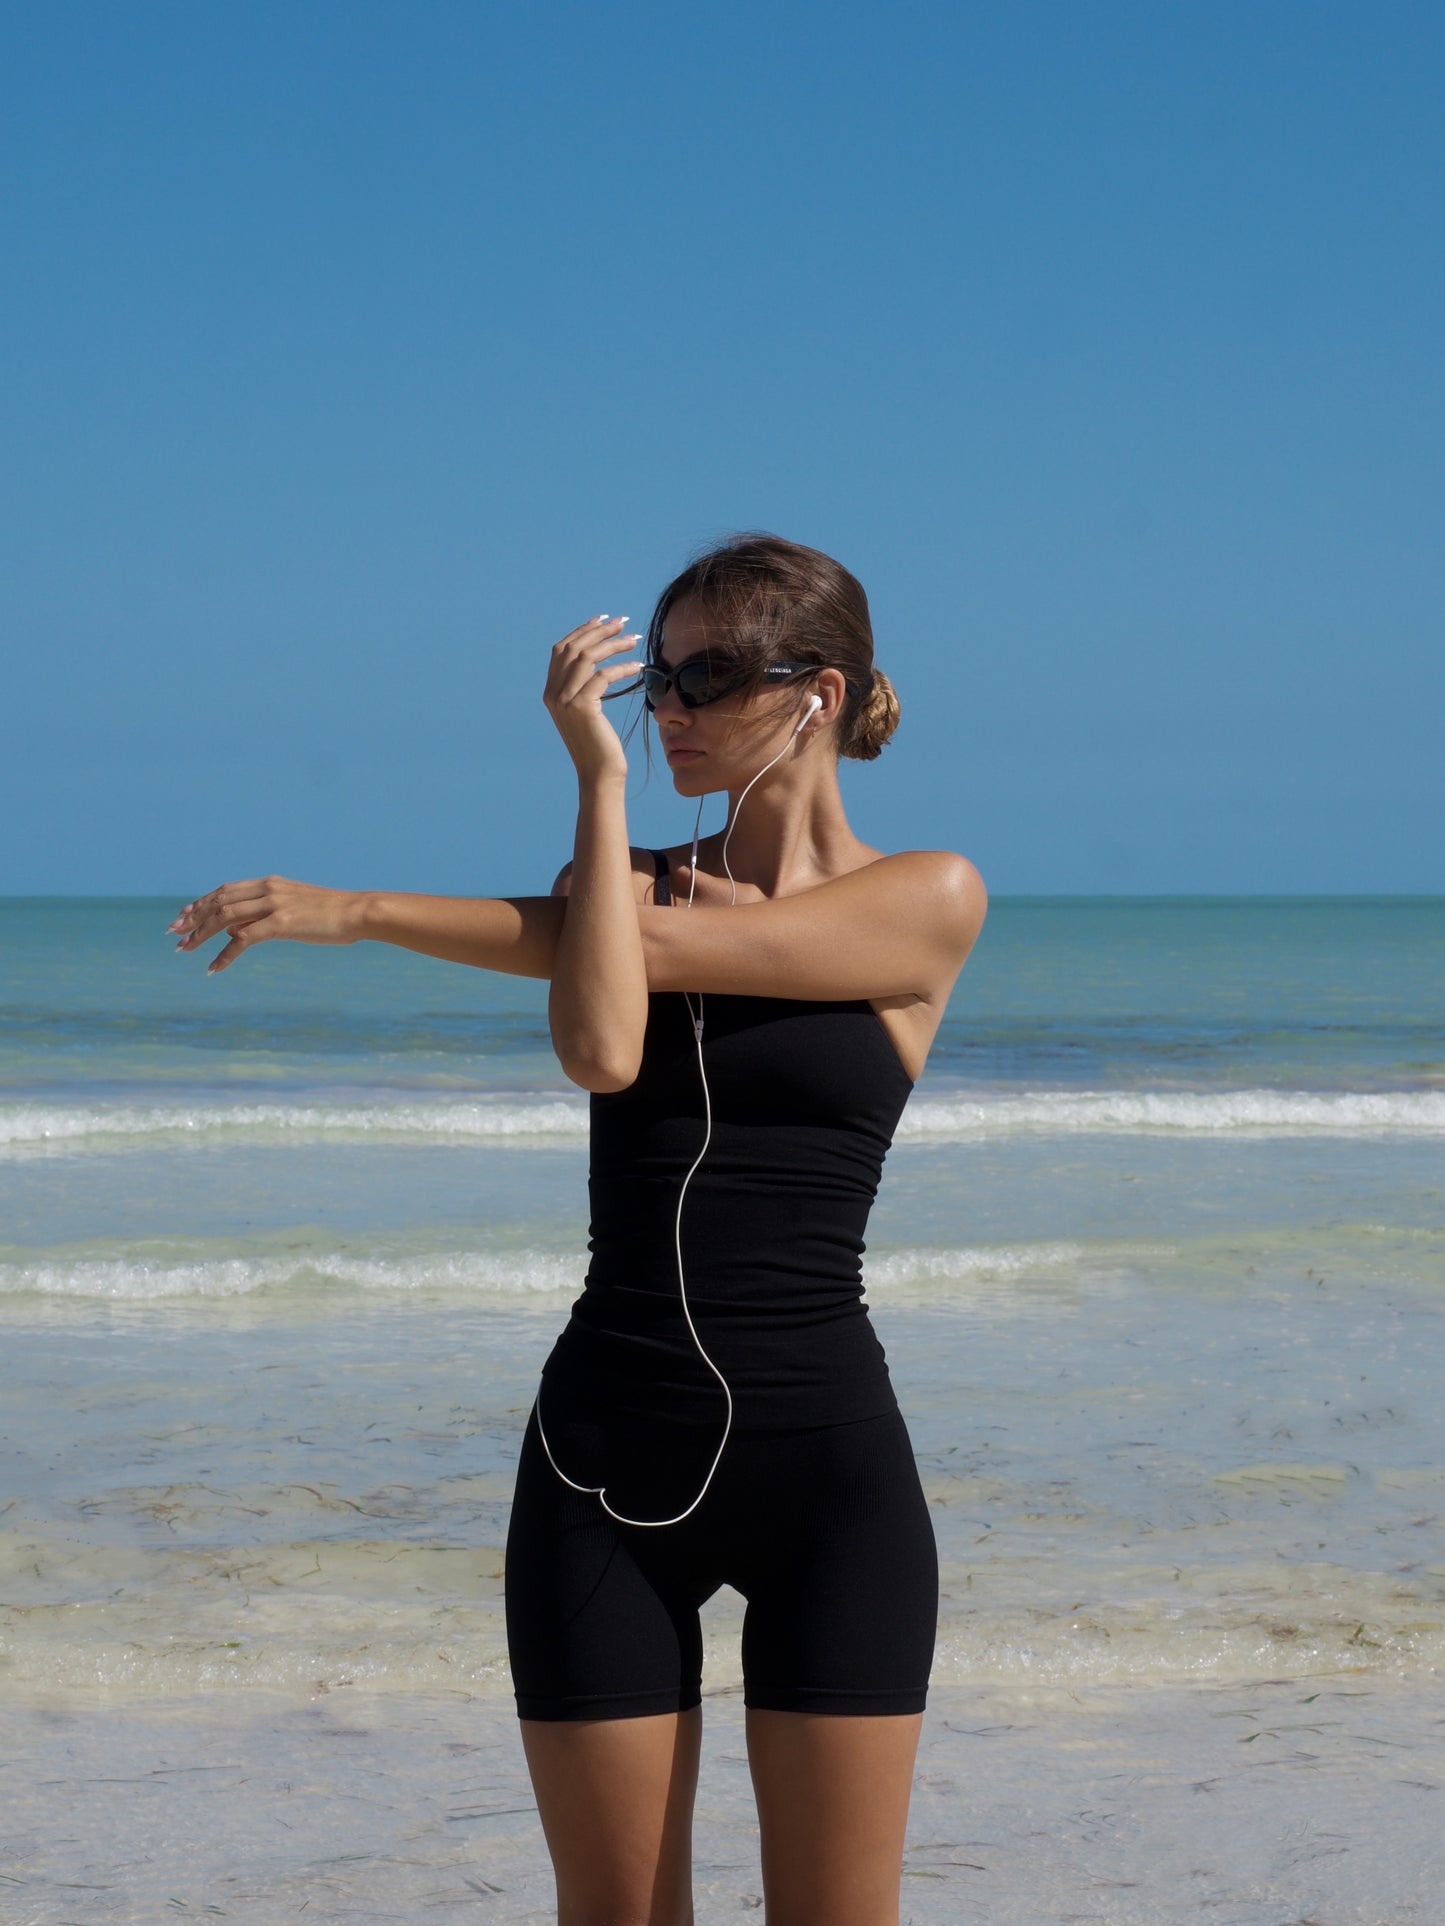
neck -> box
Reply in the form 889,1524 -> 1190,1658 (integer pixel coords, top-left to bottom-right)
705,752 -> 863,897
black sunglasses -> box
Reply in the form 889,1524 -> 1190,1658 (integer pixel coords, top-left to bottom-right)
607,656 -> 848,713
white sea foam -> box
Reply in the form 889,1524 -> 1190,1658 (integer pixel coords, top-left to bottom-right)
863,1242 -> 1085,1289
896,1087 -> 1445,1139
0,1241 -> 1089,1302
4,1086 -> 1442,1160
0,1248 -> 586,1301
0,1096 -> 591,1157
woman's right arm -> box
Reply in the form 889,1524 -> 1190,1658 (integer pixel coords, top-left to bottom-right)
168,877 -> 567,978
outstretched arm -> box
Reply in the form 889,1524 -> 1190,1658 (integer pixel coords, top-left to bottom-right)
169,850 -> 984,1004
167,878 -> 567,978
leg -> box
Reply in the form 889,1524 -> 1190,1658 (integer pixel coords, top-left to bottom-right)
507,1406 -> 717,1921
727,1411 -> 939,1923
521,1709 -> 702,1926
746,1709 -> 923,1926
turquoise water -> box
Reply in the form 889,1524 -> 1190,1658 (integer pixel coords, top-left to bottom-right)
2,895 -> 1443,1707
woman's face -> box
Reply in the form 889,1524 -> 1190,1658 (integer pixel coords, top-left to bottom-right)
651,596 -> 805,796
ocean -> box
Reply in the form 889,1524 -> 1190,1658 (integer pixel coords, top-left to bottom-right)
2,894 -> 1443,1922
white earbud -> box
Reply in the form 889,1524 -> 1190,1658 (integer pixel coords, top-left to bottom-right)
794,692 -> 823,735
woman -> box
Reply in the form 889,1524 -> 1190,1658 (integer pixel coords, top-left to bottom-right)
169,534 -> 986,1925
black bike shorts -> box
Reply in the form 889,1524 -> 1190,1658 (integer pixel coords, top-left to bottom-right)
504,1401 -> 938,1722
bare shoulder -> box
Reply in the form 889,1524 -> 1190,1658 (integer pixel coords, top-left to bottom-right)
550,848 -> 669,904
845,849 -> 988,952
868,848 -> 985,895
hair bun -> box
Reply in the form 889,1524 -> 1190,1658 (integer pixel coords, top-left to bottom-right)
843,668 -> 899,761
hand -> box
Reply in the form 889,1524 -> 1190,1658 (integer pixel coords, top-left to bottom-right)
543,615 -> 643,783
166,876 -> 365,975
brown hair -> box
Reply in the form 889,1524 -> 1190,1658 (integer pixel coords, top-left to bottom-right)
642,533 -> 900,761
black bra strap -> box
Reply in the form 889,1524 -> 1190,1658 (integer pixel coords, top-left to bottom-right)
650,848 -> 672,907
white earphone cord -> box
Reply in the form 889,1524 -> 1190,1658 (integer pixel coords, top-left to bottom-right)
535,694 -> 821,1527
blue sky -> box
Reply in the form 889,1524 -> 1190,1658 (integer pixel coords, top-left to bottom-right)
3,0 -> 1441,896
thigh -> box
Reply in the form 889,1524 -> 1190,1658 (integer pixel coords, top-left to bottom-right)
746,1708 -> 923,1926
506,1405 -> 707,1722
729,1417 -> 936,1919
521,1708 -> 702,1926
736,1409 -> 939,1716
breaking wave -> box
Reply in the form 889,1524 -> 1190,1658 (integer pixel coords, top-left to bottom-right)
4,1086 -> 1442,1159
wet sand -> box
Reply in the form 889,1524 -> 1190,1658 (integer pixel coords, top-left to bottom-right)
2,1667 -> 1440,1922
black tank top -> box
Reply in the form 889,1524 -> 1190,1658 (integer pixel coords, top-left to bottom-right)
539,850 -> 914,1431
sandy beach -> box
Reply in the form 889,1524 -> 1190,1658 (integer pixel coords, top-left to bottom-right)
3,1671 -> 1440,1921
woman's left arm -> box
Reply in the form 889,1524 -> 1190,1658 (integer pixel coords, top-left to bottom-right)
543,617 -> 650,1091
640,850 -> 987,1004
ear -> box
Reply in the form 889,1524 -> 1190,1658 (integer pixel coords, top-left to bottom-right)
812,665 -> 850,733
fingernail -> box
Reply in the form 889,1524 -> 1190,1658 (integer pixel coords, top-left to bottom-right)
174,938 -> 188,952
595,613 -> 609,622
165,920 -> 182,934
206,961 -> 219,975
